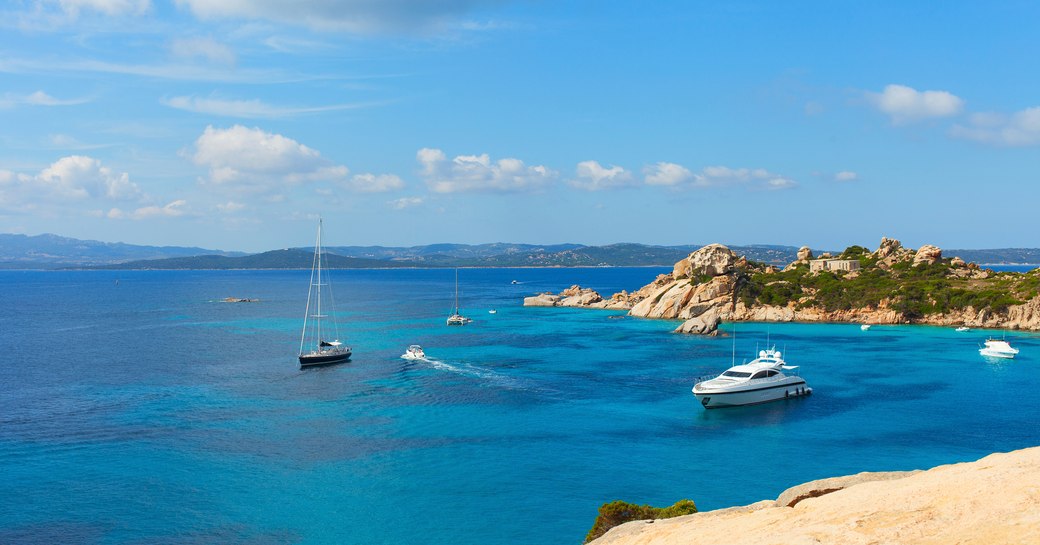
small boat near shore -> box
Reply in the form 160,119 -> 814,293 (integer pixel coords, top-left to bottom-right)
956,326 -> 970,332
861,324 -> 871,331
979,338 -> 1019,359
693,347 -> 811,409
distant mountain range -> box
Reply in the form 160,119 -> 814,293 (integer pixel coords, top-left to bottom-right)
1,233 -> 1037,269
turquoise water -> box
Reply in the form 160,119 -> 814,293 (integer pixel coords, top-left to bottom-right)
1,268 -> 1039,544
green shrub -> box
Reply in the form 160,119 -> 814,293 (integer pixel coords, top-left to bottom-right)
585,499 -> 697,543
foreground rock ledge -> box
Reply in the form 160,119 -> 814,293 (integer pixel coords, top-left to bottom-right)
590,446 -> 1040,545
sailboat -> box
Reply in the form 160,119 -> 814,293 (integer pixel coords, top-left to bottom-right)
298,218 -> 352,367
446,268 -> 472,326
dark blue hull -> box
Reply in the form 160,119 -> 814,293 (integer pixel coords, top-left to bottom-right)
299,349 -> 352,367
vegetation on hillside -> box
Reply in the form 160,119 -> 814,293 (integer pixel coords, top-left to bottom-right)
585,499 -> 697,543
732,247 -> 1040,318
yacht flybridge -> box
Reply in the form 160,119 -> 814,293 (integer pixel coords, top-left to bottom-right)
693,348 -> 811,409
979,338 -> 1019,359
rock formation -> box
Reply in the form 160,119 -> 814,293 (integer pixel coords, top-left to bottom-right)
589,446 -> 1040,545
523,237 -> 1040,334
913,244 -> 942,265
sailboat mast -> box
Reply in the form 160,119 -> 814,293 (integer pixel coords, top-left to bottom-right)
300,219 -> 322,354
454,268 -> 459,313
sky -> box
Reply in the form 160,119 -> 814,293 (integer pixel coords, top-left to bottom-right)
1,1 -> 1038,252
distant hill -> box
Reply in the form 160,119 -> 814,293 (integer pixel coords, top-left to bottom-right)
80,243 -> 803,269
88,249 -> 413,270
0,233 -> 243,268
947,248 -> 1040,265
2,233 -> 1037,269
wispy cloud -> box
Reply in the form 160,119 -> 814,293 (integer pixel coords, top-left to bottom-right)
170,36 -> 235,66
0,90 -> 90,108
389,196 -> 423,210
866,84 -> 964,124
569,161 -> 636,191
834,170 -> 858,182
161,95 -> 384,118
176,0 -> 506,35
950,107 -> 1040,147
418,148 -> 556,193
644,164 -> 798,191
107,199 -> 187,220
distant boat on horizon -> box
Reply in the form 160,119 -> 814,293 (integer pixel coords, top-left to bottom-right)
298,218 -> 352,367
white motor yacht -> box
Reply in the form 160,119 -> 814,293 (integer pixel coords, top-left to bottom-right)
693,348 -> 811,409
956,326 -> 970,332
979,338 -> 1018,359
401,345 -> 426,360
860,324 -> 871,331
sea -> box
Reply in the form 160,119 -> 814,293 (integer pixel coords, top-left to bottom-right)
1,266 -> 1039,545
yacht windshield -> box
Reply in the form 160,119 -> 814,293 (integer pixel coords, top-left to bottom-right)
722,371 -> 752,378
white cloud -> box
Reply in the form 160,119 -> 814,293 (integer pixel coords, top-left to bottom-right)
0,90 -> 89,108
834,171 -> 858,182
389,196 -> 423,210
189,125 -> 339,193
417,148 -> 556,193
36,155 -> 143,200
867,84 -> 964,124
348,173 -> 404,193
654,165 -> 798,191
174,0 -> 497,34
162,95 -> 379,118
217,201 -> 245,213
950,107 -> 1040,146
107,199 -> 187,220
170,37 -> 236,66
764,177 -> 797,190
643,162 -> 694,186
0,155 -> 147,213
570,160 -> 635,191
53,0 -> 150,17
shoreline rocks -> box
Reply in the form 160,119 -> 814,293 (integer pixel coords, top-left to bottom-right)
589,446 -> 1040,544
523,238 -> 1040,335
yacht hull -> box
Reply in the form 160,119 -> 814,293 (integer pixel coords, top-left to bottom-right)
694,378 -> 809,409
299,348 -> 352,367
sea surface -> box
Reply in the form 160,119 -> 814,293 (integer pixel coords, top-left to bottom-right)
2,267 -> 1039,545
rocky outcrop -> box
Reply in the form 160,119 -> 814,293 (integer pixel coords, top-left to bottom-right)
590,446 -> 1040,545
524,238 -> 1040,335
913,244 -> 942,265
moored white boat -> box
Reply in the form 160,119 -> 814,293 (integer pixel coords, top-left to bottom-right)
861,324 -> 871,331
979,338 -> 1018,359
956,326 -> 970,332
401,345 -> 426,360
692,348 -> 811,409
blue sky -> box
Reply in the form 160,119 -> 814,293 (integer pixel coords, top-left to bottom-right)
1,1 -> 1038,252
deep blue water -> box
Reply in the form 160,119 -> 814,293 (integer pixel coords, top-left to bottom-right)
2,267 -> 1039,545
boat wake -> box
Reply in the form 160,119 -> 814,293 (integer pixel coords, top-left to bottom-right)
423,357 -> 524,389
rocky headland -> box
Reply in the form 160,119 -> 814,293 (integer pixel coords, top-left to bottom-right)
588,445 -> 1040,544
524,238 -> 1040,335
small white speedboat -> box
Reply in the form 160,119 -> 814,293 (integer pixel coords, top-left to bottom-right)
956,326 -> 970,332
693,348 -> 811,409
488,309 -> 497,314
401,345 -> 426,360
860,324 -> 871,331
979,338 -> 1018,359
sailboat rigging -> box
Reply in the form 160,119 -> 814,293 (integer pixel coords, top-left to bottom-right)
446,268 -> 472,326
298,218 -> 352,367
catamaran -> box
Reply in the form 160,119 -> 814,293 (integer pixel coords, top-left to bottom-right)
447,269 -> 472,326
298,218 -> 352,367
